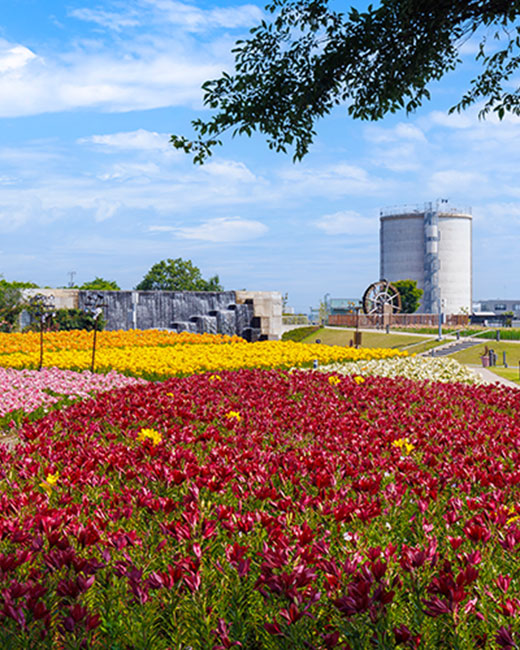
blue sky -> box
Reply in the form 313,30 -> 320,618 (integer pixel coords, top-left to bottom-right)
0,0 -> 518,313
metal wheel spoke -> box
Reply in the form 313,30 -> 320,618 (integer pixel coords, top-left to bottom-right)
362,280 -> 402,315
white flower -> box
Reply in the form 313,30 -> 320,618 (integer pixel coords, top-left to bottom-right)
315,356 -> 481,385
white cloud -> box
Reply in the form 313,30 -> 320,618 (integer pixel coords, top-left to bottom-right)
93,199 -> 121,222
428,170 -> 489,196
80,129 -> 171,151
365,122 -> 426,143
362,121 -> 428,172
427,110 -> 474,129
279,162 -> 386,198
0,146 -> 63,175
139,0 -> 263,31
71,1 -> 263,33
474,202 -> 520,232
99,162 -> 161,181
150,216 -> 268,242
314,210 -> 377,236
0,43 -> 221,117
371,143 -> 423,172
148,225 -> 174,232
69,7 -> 141,31
202,159 -> 257,183
0,196 -> 43,232
0,43 -> 37,72
0,175 -> 16,185
0,15 -> 225,118
0,1 -> 264,119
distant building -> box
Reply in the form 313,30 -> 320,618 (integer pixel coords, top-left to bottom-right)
308,307 -> 321,324
473,300 -> 520,325
329,299 -> 360,315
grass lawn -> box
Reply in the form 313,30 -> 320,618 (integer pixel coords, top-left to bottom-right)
301,327 -> 436,350
490,367 -> 520,384
449,340 -> 520,366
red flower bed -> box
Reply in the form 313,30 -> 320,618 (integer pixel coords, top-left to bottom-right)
1,369 -> 520,648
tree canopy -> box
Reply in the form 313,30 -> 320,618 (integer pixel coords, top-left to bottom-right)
135,258 -> 223,292
393,279 -> 423,314
2,279 -> 39,289
0,279 -> 31,332
171,0 -> 520,163
80,277 -> 121,291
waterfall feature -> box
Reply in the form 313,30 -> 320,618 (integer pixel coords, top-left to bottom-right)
78,290 -> 263,340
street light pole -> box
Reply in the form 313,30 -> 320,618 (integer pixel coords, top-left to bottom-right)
437,298 -> 442,341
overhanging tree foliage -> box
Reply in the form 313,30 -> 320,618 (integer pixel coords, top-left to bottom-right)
171,0 -> 520,163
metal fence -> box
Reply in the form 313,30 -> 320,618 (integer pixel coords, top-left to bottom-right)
328,313 -> 469,328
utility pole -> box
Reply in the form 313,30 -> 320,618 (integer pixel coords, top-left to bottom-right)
68,271 -> 76,288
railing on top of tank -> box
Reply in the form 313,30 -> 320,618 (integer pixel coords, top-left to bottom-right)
380,203 -> 472,217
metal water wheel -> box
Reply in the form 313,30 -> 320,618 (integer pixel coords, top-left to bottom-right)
362,280 -> 402,314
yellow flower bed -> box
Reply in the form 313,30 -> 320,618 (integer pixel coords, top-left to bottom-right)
0,330 -> 407,377
0,329 -> 242,355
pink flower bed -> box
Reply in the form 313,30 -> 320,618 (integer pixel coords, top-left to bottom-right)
0,367 -> 147,418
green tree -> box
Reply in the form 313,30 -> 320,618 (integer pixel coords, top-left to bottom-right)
135,258 -> 223,292
80,277 -> 120,291
0,278 -> 34,332
3,280 -> 39,289
393,279 -> 423,314
172,0 -> 520,163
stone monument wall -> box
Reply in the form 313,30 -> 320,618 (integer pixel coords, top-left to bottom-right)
20,289 -> 282,341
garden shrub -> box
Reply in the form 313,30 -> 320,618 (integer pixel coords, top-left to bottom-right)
282,326 -> 320,342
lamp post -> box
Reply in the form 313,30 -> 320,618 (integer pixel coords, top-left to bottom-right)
83,293 -> 105,372
28,294 -> 55,370
437,298 -> 446,341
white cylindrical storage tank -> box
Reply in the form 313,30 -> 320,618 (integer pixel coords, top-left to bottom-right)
380,213 -> 424,293
380,207 -> 472,315
437,214 -> 472,315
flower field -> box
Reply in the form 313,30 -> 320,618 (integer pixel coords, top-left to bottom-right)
0,330 -> 406,378
0,355 -> 519,648
0,330 -> 518,648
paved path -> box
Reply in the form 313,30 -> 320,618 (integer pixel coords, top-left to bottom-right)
424,338 -> 483,357
467,365 -> 519,389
